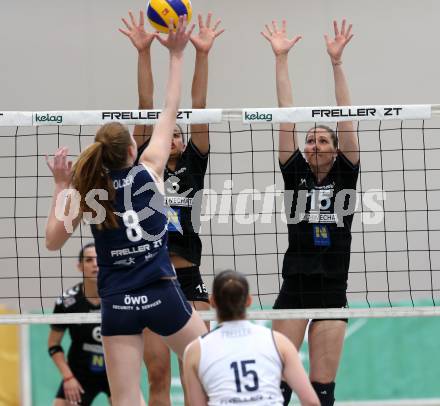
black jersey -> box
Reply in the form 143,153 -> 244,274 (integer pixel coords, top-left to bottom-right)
136,139 -> 209,266
280,150 -> 359,278
51,283 -> 106,375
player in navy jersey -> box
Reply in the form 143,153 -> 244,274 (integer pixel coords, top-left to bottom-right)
48,243 -> 112,406
119,10 -> 224,405
262,19 -> 359,406
183,270 -> 320,406
46,17 -> 207,406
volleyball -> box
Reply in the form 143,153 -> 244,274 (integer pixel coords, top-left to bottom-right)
147,0 -> 193,33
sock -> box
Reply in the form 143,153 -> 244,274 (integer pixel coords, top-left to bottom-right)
311,381 -> 336,406
280,380 -> 292,406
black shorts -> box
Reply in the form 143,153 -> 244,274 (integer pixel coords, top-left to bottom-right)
176,266 -> 209,303
101,279 -> 192,336
55,371 -> 110,405
273,273 -> 348,322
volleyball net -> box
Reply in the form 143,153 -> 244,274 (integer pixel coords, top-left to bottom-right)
1,104 -> 440,323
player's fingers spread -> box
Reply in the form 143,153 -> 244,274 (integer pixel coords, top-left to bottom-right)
155,32 -> 166,45
206,12 -> 212,28
129,10 -> 136,27
167,18 -> 174,36
214,28 -> 225,38
53,153 -> 61,166
213,18 -> 222,32
177,15 -> 185,33
333,20 -> 339,37
121,18 -> 131,31
198,13 -> 204,29
261,31 -> 270,41
346,24 -> 353,39
333,20 -> 339,36
187,23 -> 196,38
182,14 -> 189,31
118,28 -> 130,37
265,24 -> 273,36
341,19 -> 346,35
292,35 -> 302,46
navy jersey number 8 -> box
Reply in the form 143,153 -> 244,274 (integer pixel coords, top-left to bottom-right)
122,210 -> 143,242
230,360 -> 259,393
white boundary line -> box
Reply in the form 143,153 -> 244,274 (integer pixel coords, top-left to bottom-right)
1,307 -> 440,324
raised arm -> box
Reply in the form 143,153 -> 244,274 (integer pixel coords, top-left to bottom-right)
325,19 -> 359,165
261,20 -> 302,165
119,10 -> 156,146
45,147 -> 81,250
189,13 -> 224,154
274,332 -> 320,406
139,16 -> 195,177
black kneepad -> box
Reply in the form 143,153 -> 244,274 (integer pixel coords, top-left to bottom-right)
311,381 -> 335,406
280,381 -> 292,406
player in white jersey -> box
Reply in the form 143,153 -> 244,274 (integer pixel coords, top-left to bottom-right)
183,270 -> 319,406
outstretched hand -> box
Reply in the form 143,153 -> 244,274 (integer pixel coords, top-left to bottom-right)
119,10 -> 155,52
46,147 -> 72,186
155,15 -> 195,55
190,12 -> 225,54
325,19 -> 353,64
261,20 -> 302,56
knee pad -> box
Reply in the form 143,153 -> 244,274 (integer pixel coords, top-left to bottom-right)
311,381 -> 335,406
280,381 -> 292,406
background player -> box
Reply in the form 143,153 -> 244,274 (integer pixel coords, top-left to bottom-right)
119,10 -> 223,405
183,270 -> 320,406
262,19 -> 359,406
48,243 -> 116,405
46,17 -> 207,406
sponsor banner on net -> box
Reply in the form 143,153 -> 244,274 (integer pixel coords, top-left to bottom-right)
30,109 -> 223,125
33,112 -> 64,125
0,111 -> 33,126
242,105 -> 432,123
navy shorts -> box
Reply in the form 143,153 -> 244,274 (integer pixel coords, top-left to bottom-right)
101,279 -> 193,336
176,266 -> 209,303
55,371 -> 110,405
273,273 -> 348,322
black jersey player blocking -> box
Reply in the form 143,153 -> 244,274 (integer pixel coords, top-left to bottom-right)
262,19 -> 359,406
